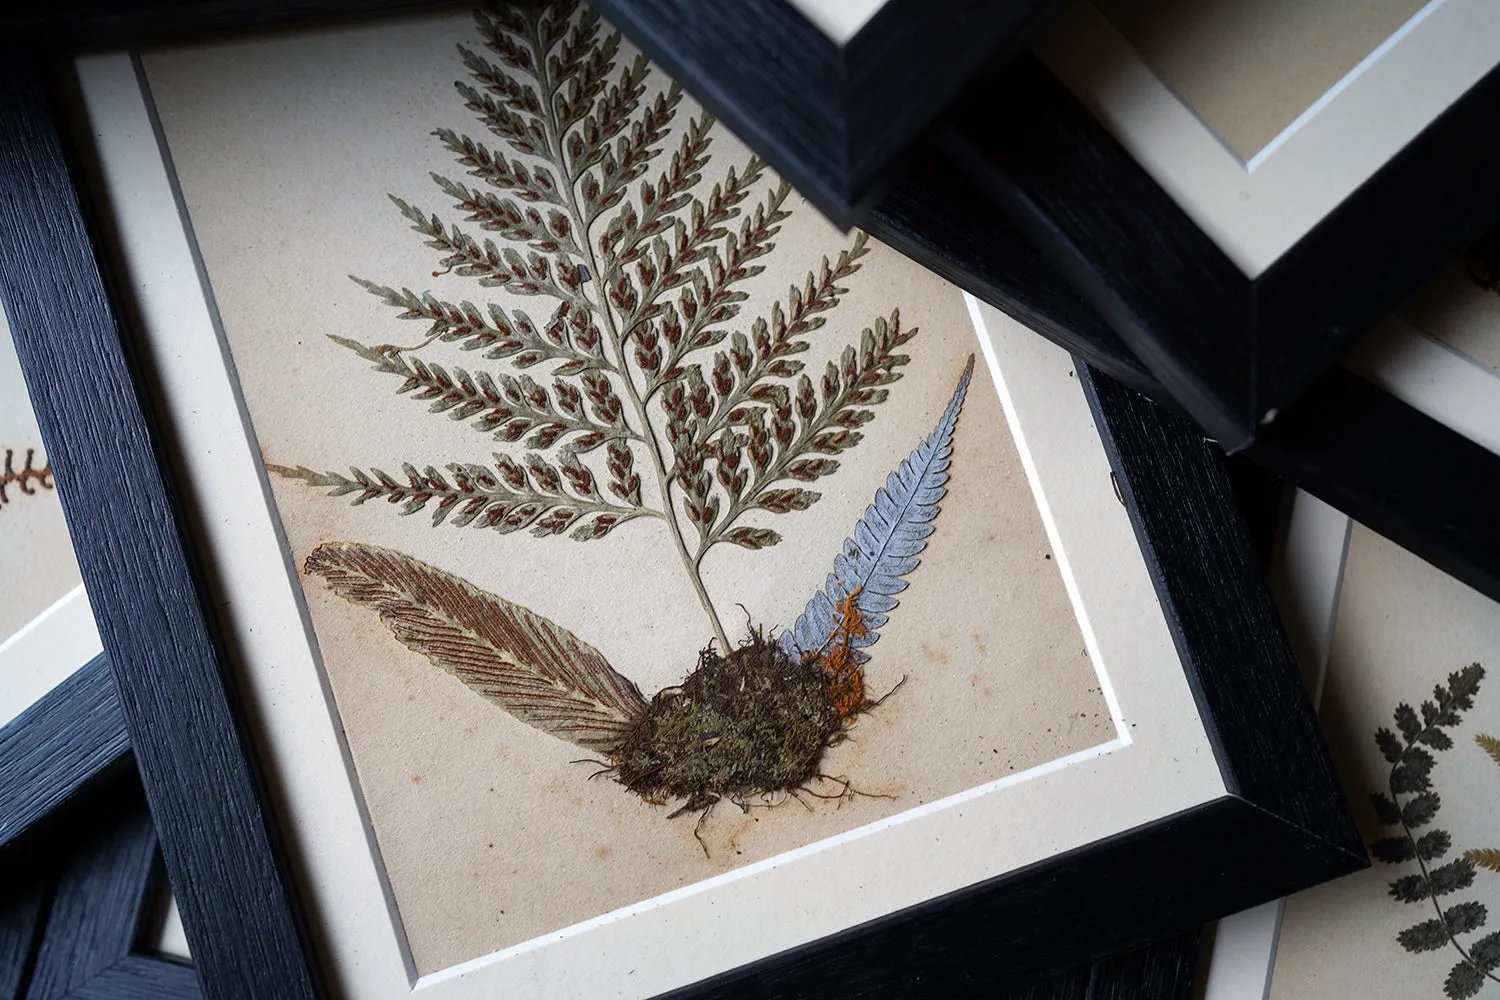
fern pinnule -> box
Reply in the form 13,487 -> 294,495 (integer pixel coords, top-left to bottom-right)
335,337 -> 634,453
599,113 -> 718,265
456,43 -> 544,116
684,232 -> 873,445
1476,733 -> 1500,766
431,173 -> 582,257
270,457 -> 653,539
432,129 -> 563,205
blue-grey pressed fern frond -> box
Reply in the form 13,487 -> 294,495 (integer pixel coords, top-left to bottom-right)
781,355 -> 974,663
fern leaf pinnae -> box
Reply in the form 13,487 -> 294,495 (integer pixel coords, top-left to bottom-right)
305,541 -> 648,753
782,355 -> 975,661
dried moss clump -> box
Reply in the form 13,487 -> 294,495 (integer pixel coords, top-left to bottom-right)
613,633 -> 841,811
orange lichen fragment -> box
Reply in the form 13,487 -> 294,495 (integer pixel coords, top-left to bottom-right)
813,587 -> 871,725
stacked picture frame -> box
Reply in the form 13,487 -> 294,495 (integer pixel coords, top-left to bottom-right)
867,1 -> 1500,605
8,1 -> 1491,998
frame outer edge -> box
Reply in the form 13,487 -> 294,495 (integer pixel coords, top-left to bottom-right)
0,58 -> 321,1000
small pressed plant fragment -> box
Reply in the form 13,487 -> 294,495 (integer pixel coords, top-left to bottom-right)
273,0 -> 981,853
0,447 -> 53,512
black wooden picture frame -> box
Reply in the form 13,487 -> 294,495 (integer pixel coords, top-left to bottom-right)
870,142 -> 1500,608
0,861 -> 48,1000
0,657 -> 131,854
22,776 -> 201,1000
0,4 -> 1364,998
937,53 -> 1500,453
583,0 -> 1058,227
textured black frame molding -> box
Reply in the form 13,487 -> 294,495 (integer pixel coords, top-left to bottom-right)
24,778 -> 201,1000
0,858 -> 49,1000
870,147 -> 1500,607
0,56 -> 321,1000
0,656 -> 131,853
0,4 -> 1358,999
939,53 -> 1500,452
586,0 -> 1059,226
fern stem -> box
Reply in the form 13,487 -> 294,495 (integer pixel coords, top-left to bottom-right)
1391,727 -> 1500,987
524,11 -> 730,653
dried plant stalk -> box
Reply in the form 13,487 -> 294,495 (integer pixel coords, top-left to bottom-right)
274,1 -> 915,653
0,447 -> 53,510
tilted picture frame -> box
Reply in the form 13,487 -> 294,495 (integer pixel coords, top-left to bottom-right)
870,134 -> 1500,611
0,2 -> 1363,997
582,0 -> 1060,227
23,776 -> 201,1000
0,257 -> 128,854
937,0 -> 1500,454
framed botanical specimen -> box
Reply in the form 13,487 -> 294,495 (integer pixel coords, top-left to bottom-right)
1,2 -> 1359,997
1201,230 -> 1500,1000
0,306 -> 127,852
0,308 -> 101,730
939,0 -> 1500,451
1201,487 -> 1500,1000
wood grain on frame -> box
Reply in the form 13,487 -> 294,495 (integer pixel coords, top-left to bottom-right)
0,657 -> 130,853
587,0 -> 1058,225
25,780 -> 202,1000
0,56 -> 323,1000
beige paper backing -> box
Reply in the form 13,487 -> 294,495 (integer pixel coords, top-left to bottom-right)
1269,525 -> 1500,999
1401,257 -> 1500,374
143,11 -> 1110,974
1092,0 -> 1428,159
0,306 -> 82,642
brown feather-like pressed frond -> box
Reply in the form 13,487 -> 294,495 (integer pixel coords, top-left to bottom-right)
305,541 -> 648,752
1465,848 -> 1500,874
1476,733 -> 1500,766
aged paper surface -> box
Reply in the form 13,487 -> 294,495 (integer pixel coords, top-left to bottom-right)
1403,257 -> 1500,374
1093,0 -> 1427,159
0,307 -> 79,642
1270,525 -> 1500,1000
145,6 -> 1110,972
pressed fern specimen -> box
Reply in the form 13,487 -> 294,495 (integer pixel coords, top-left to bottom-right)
0,447 -> 53,511
269,3 -> 977,845
273,1 -> 915,655
1369,663 -> 1500,999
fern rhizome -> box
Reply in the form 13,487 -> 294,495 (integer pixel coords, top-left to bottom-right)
272,1 -> 973,847
0,447 -> 53,511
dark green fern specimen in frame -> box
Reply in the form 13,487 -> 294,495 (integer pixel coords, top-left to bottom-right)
1370,663 -> 1499,999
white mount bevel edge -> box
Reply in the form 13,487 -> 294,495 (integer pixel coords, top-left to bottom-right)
1036,0 -> 1500,278
78,50 -> 1223,1000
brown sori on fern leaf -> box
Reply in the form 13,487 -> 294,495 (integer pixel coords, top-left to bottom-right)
271,1 -> 974,853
